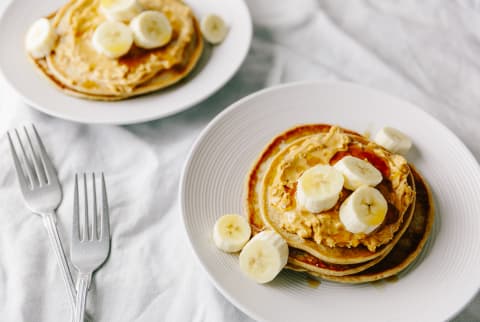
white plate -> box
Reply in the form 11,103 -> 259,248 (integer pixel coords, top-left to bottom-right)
180,81 -> 480,322
0,0 -> 251,124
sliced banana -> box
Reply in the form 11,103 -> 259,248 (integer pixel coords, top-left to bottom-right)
239,230 -> 289,284
296,164 -> 344,213
100,0 -> 143,22
201,14 -> 228,44
339,185 -> 388,234
130,11 -> 173,49
333,156 -> 382,190
92,21 -> 133,58
25,18 -> 57,59
213,214 -> 251,253
374,127 -> 412,155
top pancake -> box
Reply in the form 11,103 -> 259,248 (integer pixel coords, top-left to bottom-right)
246,124 -> 416,265
29,0 -> 203,100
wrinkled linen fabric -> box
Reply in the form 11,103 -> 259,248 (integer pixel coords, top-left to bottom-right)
1,0 -> 480,321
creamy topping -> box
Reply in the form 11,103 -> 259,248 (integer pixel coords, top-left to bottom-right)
264,126 -> 414,251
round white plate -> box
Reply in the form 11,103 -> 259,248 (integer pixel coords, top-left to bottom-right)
0,0 -> 251,124
180,81 -> 480,322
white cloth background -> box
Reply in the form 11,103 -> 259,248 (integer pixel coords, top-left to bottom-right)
1,0 -> 480,321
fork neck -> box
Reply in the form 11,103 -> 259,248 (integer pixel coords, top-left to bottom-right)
77,272 -> 93,289
74,273 -> 92,322
38,209 -> 56,218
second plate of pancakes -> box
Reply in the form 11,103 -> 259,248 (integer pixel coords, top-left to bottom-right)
246,123 -> 431,282
180,81 -> 480,322
0,0 -> 252,124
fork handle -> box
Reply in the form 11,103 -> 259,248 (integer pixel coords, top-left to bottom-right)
43,213 -> 93,322
73,273 -> 91,322
42,213 -> 77,313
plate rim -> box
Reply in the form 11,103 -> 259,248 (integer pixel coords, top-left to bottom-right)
0,0 -> 253,124
179,80 -> 480,322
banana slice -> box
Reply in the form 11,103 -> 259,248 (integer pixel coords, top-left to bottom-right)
130,11 -> 173,49
374,127 -> 412,155
25,18 -> 57,59
339,185 -> 388,234
201,14 -> 229,45
213,214 -> 251,253
239,230 -> 289,284
100,0 -> 143,22
92,21 -> 133,58
296,164 -> 344,213
333,156 -> 382,190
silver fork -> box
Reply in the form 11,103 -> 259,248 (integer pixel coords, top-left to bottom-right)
7,125 -> 77,312
71,173 -> 111,322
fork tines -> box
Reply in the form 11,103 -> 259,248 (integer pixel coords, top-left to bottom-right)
73,173 -> 109,242
7,124 -> 56,189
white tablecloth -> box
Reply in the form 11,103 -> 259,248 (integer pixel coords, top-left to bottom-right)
1,0 -> 479,321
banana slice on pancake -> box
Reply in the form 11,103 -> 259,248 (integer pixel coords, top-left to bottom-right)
100,0 -> 143,22
339,185 -> 388,234
25,18 -> 57,58
92,21 -> 133,58
296,164 -> 344,213
130,11 -> 173,49
334,156 -> 382,190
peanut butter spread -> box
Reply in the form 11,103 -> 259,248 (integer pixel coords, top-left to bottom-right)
263,127 -> 414,252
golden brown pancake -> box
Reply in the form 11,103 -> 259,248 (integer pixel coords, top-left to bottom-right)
312,166 -> 434,283
28,0 -> 203,101
246,124 -> 415,265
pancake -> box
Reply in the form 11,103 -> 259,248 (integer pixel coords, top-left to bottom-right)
28,0 -> 203,101
311,166 -> 434,283
246,124 -> 416,265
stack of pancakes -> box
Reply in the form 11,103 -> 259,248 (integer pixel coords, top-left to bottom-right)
29,0 -> 203,100
246,124 -> 434,283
